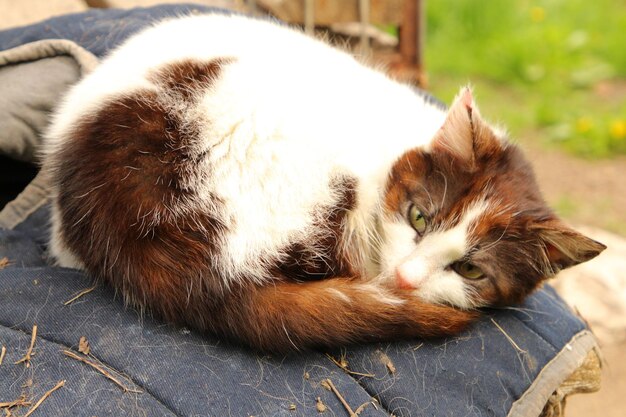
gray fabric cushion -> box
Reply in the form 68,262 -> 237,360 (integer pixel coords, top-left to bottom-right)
0,39 -> 98,227
0,56 -> 80,162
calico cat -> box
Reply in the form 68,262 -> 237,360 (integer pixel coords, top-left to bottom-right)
43,13 -> 605,352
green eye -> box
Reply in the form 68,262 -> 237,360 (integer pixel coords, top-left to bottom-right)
408,205 -> 426,234
453,261 -> 485,280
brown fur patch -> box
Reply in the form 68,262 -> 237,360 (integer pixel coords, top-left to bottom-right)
52,60 -> 233,323
273,175 -> 358,281
218,278 -> 478,352
150,58 -> 234,100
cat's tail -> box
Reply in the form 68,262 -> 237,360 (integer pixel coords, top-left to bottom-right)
216,278 -> 479,352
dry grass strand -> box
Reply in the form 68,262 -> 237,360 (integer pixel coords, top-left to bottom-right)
14,324 -> 37,367
0,395 -> 31,409
0,346 -> 6,366
63,285 -> 97,306
62,350 -> 142,393
78,337 -> 90,355
0,257 -> 10,269
325,354 -> 374,378
23,380 -> 64,417
323,379 -> 357,417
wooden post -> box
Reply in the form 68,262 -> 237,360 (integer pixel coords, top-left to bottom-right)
304,0 -> 315,34
398,0 -> 426,86
359,0 -> 371,55
416,0 -> 424,73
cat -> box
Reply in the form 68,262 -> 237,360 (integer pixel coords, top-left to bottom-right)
43,13 -> 605,352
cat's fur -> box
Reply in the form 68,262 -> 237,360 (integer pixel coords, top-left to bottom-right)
43,13 -> 605,352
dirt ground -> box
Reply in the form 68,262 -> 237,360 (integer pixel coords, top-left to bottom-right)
1,1 -> 625,416
522,143 -> 626,417
515,77 -> 626,416
522,127 -> 626,237
566,344 -> 626,417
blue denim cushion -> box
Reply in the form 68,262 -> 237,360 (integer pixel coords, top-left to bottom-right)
0,201 -> 591,417
0,4 -> 225,57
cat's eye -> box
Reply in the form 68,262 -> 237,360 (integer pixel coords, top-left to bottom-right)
452,261 -> 484,280
408,205 -> 426,234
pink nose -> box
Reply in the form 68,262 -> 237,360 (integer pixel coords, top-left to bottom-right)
395,267 -> 415,290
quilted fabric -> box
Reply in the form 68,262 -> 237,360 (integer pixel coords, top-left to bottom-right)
0,204 -> 594,416
0,4 -> 227,57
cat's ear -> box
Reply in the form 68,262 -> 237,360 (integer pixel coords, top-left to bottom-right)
430,86 -> 497,168
532,219 -> 606,275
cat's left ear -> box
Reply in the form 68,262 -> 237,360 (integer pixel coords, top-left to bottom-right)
430,86 -> 499,168
532,219 -> 606,276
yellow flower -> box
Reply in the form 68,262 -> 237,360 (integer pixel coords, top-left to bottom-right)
575,117 -> 593,134
530,6 -> 546,23
610,120 -> 626,139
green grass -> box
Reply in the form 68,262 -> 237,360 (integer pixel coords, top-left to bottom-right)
423,0 -> 626,157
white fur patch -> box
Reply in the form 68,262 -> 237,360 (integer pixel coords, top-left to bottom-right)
326,288 -> 351,303
358,283 -> 404,306
379,201 -> 488,308
49,202 -> 86,270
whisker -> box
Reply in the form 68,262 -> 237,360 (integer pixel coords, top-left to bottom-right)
437,170 -> 448,208
73,182 -> 107,199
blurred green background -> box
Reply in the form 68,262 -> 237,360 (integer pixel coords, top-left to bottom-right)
424,0 -> 626,158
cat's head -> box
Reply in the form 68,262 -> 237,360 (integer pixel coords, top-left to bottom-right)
379,87 -> 605,309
